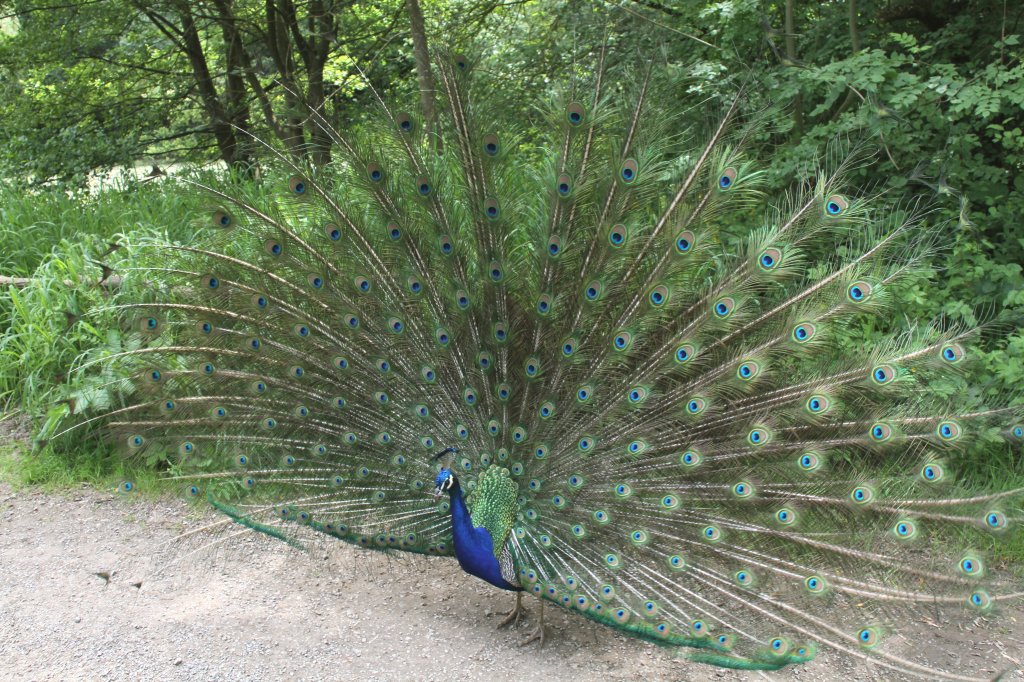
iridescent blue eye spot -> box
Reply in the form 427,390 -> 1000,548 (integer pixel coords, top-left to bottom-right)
1014,426 -> 1024,439
485,142 -> 497,154
823,192 -> 847,214
586,286 -> 598,299
311,277 -> 323,288
621,167 -> 634,181
418,182 -> 431,196
390,227 -> 401,239
329,228 -> 341,240
848,282 -> 872,302
579,438 -> 592,451
650,289 -> 663,304
207,277 -> 219,289
370,169 -> 382,181
558,181 -> 570,195
359,280 -> 369,292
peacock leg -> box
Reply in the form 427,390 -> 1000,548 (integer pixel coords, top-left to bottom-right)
519,597 -> 545,647
497,591 -> 524,628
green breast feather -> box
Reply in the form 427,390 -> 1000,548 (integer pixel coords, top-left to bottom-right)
466,467 -> 519,558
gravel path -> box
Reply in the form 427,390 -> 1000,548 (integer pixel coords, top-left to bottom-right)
1,480 -> 1022,681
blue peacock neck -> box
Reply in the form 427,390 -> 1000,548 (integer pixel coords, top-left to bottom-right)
443,475 -> 520,591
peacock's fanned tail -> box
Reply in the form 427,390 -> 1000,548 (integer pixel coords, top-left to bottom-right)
68,50 -> 1023,679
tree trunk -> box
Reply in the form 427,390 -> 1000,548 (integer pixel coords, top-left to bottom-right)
406,0 -> 441,153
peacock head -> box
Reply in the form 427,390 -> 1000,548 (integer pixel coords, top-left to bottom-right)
434,468 -> 458,500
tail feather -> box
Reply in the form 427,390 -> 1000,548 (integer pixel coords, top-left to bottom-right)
59,47 -> 1024,679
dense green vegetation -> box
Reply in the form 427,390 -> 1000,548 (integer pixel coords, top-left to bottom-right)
0,0 -> 1021,490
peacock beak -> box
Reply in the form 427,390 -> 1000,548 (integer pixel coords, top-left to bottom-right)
432,486 -> 443,501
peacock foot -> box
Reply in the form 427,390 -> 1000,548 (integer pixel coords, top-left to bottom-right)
518,596 -> 545,647
497,591 -> 524,629
519,622 -> 545,647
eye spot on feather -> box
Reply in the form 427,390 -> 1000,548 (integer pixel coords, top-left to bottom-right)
969,590 -> 992,610
869,422 -> 892,442
482,134 -> 499,156
438,235 -> 453,255
776,507 -> 796,525
679,450 -> 702,468
620,159 -> 638,184
566,102 -> 585,126
483,198 -> 500,220
736,360 -> 760,381
734,570 -> 753,587
213,210 -> 232,228
747,427 -> 770,446
288,176 -> 306,194
732,481 -> 754,498
847,281 -> 872,302
396,112 -> 414,133
857,628 -> 879,648
792,322 -> 816,343
825,194 -> 849,216
546,236 -> 562,258
941,343 -> 965,364
718,167 -> 737,190
556,174 -> 572,197
985,511 -> 1007,530
713,296 -> 735,318
894,519 -> 917,539
324,223 -> 342,241
806,394 -> 830,414
758,247 -> 782,271
798,452 -> 821,472
608,224 -> 627,247
804,575 -> 826,593
936,420 -> 961,442
674,343 -> 695,364
674,230 -> 695,254
850,485 -> 874,504
871,364 -> 895,384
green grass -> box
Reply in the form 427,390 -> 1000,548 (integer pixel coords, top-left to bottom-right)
0,429 -> 163,494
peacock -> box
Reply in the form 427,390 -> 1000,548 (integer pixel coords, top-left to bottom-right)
60,45 -> 1024,679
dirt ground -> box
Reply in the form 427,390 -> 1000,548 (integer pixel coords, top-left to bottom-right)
1,432 -> 1023,681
